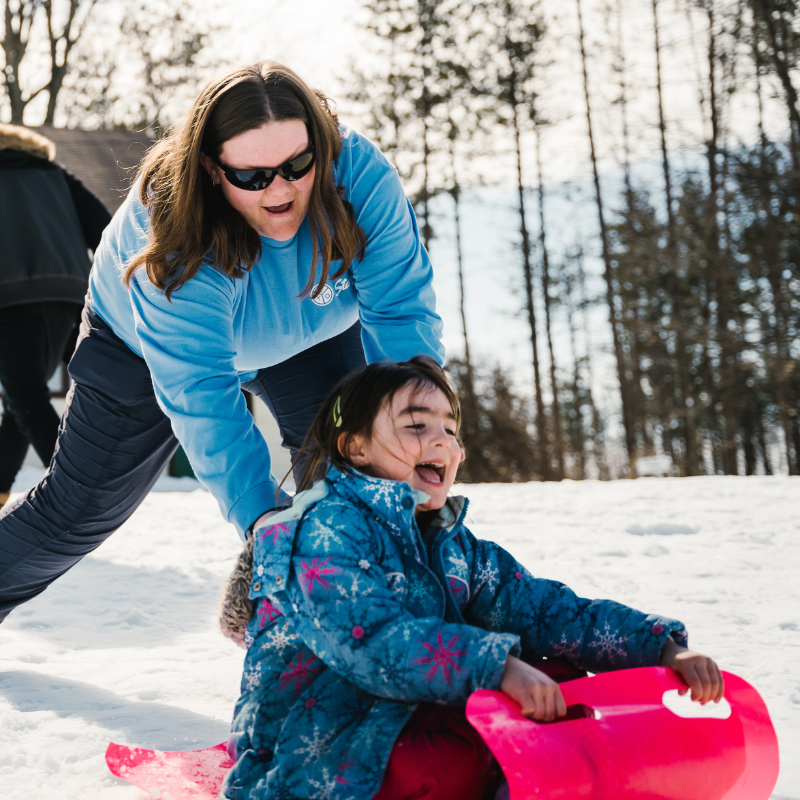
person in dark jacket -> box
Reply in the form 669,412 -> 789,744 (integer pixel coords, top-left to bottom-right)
0,123 -> 111,508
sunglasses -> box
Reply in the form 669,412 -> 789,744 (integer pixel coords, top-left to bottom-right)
212,143 -> 316,191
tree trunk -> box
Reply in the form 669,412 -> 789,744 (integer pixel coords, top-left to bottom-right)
576,0 -> 637,473
511,79 -> 549,480
754,41 -> 798,474
704,1 -> 739,475
652,0 -> 698,476
534,126 -> 565,480
449,142 -> 478,445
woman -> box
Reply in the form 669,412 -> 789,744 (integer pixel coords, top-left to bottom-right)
0,62 -> 443,623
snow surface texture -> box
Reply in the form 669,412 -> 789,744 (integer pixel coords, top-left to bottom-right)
0,472 -> 798,799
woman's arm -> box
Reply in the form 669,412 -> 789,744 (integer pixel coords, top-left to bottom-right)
129,268 -> 281,536
339,132 -> 444,364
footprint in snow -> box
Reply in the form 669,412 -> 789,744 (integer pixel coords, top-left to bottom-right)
627,523 -> 698,537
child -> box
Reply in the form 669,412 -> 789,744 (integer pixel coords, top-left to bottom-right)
219,357 -> 724,800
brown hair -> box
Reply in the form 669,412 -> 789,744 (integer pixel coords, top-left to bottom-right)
290,356 -> 462,494
124,61 -> 366,299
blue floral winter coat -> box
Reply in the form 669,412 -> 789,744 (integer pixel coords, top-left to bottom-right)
223,468 -> 687,800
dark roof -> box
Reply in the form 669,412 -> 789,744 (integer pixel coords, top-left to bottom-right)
33,126 -> 155,214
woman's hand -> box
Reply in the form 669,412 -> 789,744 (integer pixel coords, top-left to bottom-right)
500,655 -> 567,722
660,636 -> 725,704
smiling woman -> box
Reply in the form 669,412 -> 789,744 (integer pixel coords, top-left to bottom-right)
0,61 -> 444,624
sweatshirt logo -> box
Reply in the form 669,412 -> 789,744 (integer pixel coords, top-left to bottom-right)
311,277 -> 351,306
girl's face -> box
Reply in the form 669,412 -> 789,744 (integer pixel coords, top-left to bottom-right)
200,119 -> 315,241
345,382 -> 465,513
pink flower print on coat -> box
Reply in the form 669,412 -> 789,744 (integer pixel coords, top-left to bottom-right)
279,649 -> 324,696
299,557 -> 341,594
414,632 -> 466,685
352,626 -> 364,639
261,522 -> 291,544
256,597 -> 283,631
652,624 -> 664,635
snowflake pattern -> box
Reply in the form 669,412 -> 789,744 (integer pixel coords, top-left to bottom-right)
260,522 -> 292,544
262,622 -> 299,654
279,649 -> 324,696
294,726 -> 336,765
308,767 -> 338,799
308,522 -> 344,553
476,562 -> 500,593
487,606 -> 506,629
300,558 -> 341,594
257,597 -> 283,630
552,633 -> 581,661
224,466 -> 686,800
414,632 -> 466,684
243,663 -> 262,691
590,622 -> 629,665
385,572 -> 406,595
336,571 -> 373,608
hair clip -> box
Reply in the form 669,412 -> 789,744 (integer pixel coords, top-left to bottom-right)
333,395 -> 343,428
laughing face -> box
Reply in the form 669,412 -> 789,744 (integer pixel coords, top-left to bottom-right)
344,382 -> 465,513
200,119 -> 314,241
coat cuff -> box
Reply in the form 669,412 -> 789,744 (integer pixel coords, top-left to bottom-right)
474,632 -> 521,691
642,617 -> 688,666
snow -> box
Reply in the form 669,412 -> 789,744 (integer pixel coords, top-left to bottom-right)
1,472 -> 798,799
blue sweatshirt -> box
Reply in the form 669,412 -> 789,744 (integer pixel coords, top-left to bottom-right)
88,128 -> 444,535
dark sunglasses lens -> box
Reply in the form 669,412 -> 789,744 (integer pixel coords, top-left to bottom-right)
227,169 -> 275,191
282,150 -> 315,181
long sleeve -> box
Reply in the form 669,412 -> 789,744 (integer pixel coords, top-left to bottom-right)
129,267 -> 282,534
339,134 -> 444,365
281,501 -> 519,704
462,532 -> 687,672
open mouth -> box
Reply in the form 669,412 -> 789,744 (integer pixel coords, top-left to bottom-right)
415,462 -> 445,484
264,200 -> 293,215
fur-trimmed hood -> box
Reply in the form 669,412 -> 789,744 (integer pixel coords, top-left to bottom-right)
0,123 -> 55,161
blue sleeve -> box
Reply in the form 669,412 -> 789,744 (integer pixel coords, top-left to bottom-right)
129,269 -> 282,535
461,531 -> 688,672
280,503 -> 520,703
341,134 -> 444,364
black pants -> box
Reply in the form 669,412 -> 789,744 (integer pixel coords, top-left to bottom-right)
0,302 -> 79,493
0,306 -> 366,622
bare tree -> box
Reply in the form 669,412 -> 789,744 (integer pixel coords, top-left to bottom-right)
2,0 -> 98,123
576,0 -> 637,473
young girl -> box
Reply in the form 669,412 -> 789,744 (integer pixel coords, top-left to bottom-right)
219,357 -> 724,800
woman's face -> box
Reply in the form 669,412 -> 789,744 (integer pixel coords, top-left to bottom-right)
201,119 -> 315,241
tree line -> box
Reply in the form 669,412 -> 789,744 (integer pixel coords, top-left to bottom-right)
348,0 -> 800,480
2,0 -> 798,480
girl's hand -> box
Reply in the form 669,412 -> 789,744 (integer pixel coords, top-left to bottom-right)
500,655 -> 567,722
660,636 -> 725,704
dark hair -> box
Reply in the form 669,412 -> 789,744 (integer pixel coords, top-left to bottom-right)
125,61 -> 367,299
290,356 -> 461,494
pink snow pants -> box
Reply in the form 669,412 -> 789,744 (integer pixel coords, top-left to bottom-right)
372,659 -> 585,800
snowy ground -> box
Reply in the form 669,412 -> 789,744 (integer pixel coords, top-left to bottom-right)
0,471 -> 798,799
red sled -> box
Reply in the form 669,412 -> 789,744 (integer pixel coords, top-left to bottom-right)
105,740 -> 233,800
465,666 -> 779,800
